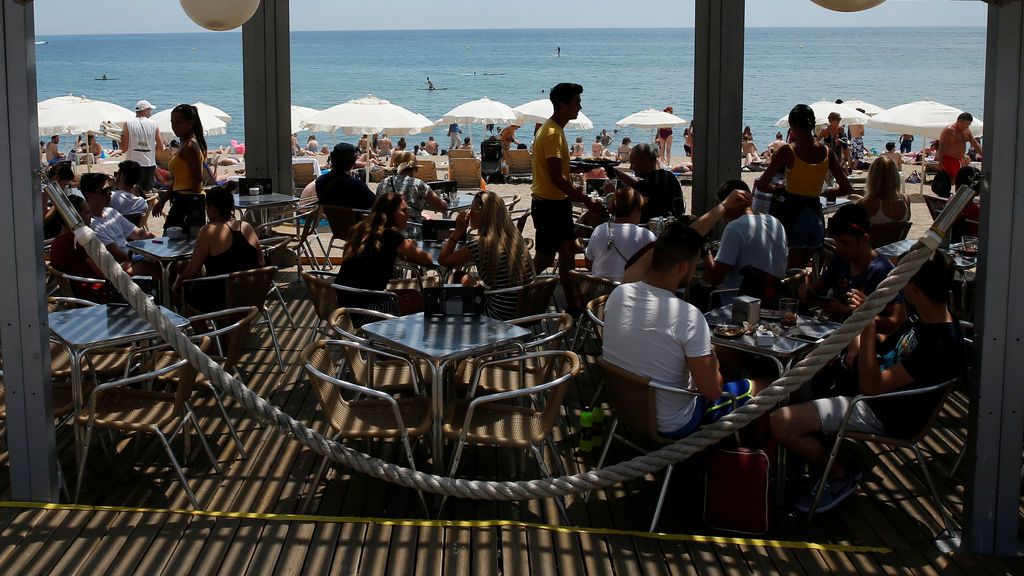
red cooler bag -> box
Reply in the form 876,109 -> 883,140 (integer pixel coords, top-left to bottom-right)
704,446 -> 773,535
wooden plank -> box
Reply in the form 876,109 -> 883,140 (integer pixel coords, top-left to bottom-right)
0,508 -> 73,574
10,509 -> 96,576
442,527 -> 472,576
413,526 -> 444,576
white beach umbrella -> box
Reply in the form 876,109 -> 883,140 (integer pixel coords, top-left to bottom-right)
774,101 -> 870,128
38,93 -> 88,112
867,100 -> 983,193
193,101 -> 232,123
290,105 -> 319,134
866,100 -> 983,139
302,94 -> 434,136
36,96 -> 135,135
513,99 -> 594,130
437,97 -> 519,127
615,108 -> 688,130
151,106 -> 228,140
840,99 -> 885,116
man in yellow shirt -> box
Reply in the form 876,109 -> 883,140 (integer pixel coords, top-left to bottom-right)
531,82 -> 604,314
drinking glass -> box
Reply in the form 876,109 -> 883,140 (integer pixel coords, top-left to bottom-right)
780,298 -> 798,329
961,235 -> 978,256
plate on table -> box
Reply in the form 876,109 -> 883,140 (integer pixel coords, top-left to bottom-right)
713,324 -> 746,339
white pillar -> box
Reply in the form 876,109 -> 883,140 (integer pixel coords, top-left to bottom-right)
691,0 -> 744,216
0,0 -> 59,501
242,0 -> 292,195
966,0 -> 1024,556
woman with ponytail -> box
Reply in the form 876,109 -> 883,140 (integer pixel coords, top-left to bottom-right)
154,104 -> 208,232
755,103 -> 853,267
335,192 -> 434,313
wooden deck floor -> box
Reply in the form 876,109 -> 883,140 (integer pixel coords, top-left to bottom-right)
1,277 -> 1022,575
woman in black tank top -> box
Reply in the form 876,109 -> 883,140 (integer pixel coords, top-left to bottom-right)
174,186 -> 263,311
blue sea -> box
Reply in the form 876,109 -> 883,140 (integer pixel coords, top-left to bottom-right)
35,27 -> 986,153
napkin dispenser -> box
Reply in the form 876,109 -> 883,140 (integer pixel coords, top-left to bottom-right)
238,177 -> 272,196
732,296 -> 761,326
424,285 -> 485,316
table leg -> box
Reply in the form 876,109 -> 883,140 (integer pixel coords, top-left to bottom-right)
70,348 -> 85,476
430,361 -> 444,474
160,260 -> 172,308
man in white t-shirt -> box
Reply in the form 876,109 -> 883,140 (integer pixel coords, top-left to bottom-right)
81,173 -> 155,273
702,179 -> 788,292
585,188 -> 655,282
120,100 -> 164,192
109,160 -> 149,225
603,223 -> 767,438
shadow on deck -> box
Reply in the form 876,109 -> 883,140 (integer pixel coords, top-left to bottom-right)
0,275 -> 1021,575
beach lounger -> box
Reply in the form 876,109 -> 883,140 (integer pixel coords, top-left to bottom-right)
505,149 -> 532,183
447,148 -> 475,160
414,160 -> 438,182
448,158 -> 482,190
292,158 -> 321,193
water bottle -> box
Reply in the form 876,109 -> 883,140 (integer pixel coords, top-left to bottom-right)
579,409 -> 594,453
591,405 -> 605,448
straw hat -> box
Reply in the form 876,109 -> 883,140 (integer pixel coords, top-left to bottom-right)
394,151 -> 417,174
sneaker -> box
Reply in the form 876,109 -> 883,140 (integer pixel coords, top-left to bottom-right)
794,473 -> 860,514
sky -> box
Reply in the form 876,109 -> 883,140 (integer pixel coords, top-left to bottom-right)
33,0 -> 987,35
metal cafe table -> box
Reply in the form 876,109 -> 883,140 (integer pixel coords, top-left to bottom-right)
361,312 -> 531,472
48,303 -> 190,465
443,193 -> 476,217
234,193 -> 300,225
705,304 -> 842,369
128,238 -> 196,308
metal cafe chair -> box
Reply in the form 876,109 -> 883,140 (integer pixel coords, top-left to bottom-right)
301,339 -> 432,514
327,307 -> 426,396
441,350 -> 580,522
74,337 -> 215,510
807,377 -> 962,551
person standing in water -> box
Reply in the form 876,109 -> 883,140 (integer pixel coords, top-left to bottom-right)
426,77 -> 435,91
556,46 -> 560,57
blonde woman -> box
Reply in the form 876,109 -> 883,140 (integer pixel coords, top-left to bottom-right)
855,155 -> 910,225
376,150 -> 447,223
439,190 -> 535,320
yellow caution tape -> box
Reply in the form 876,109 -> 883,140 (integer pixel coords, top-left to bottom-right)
0,500 -> 890,554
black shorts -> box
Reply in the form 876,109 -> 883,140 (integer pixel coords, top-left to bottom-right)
531,196 -> 574,254
138,165 -> 156,192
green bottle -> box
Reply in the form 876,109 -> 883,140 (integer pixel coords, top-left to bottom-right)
579,409 -> 594,453
592,405 -> 605,448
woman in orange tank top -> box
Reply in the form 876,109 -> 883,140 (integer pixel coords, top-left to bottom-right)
755,104 -> 853,267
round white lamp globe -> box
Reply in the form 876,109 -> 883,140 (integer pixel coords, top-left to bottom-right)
179,0 -> 262,31
810,0 -> 886,12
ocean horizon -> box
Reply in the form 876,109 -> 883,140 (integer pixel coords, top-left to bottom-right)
35,27 -> 986,153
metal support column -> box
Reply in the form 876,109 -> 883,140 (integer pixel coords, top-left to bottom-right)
0,0 -> 59,501
691,0 -> 744,216
966,0 -> 1024,556
242,0 -> 292,195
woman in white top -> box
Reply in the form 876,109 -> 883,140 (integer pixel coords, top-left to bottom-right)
854,155 -> 910,225
584,188 -> 657,281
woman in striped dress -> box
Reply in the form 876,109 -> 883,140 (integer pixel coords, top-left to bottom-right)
438,191 -> 535,320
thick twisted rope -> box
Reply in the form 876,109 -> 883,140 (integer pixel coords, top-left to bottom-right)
47,182 -> 976,500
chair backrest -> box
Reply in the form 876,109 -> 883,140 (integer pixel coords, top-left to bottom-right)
334,283 -> 400,324
585,294 -> 608,340
569,270 -> 618,307
225,266 -> 278,308
302,271 -> 340,324
869,221 -> 913,248
922,193 -> 948,221
322,205 -> 363,240
292,161 -> 317,190
596,357 -> 663,442
514,275 -> 559,317
329,307 -> 396,343
447,148 -> 474,160
414,160 -> 438,182
449,158 -> 482,190
848,378 -> 960,446
510,208 -> 532,233
298,205 -> 322,241
506,149 -> 531,175
171,336 -> 211,413
302,340 -> 349,432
